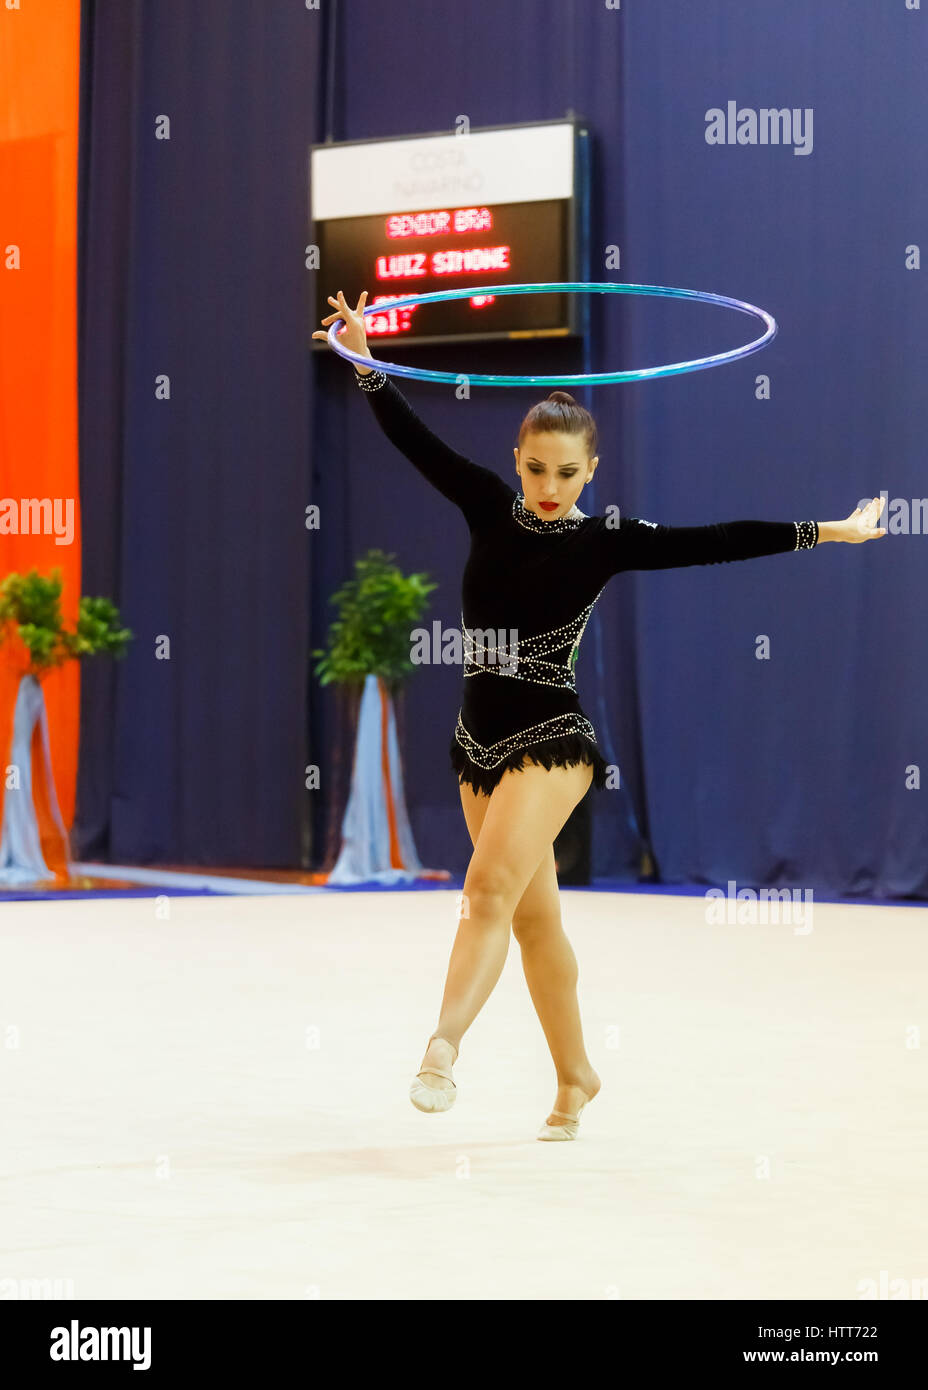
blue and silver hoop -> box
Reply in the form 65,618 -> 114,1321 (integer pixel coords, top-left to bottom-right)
326,281 -> 777,387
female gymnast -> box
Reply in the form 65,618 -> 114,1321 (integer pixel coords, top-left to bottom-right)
313,288 -> 886,1141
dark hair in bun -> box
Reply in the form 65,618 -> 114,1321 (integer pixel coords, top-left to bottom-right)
517,390 -> 597,458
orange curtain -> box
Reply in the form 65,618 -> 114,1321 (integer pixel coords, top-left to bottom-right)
0,2 -> 82,873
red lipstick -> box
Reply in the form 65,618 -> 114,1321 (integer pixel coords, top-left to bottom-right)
539,502 -> 559,512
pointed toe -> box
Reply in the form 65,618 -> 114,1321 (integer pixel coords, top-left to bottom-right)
409,1078 -> 456,1113
536,1100 -> 588,1141
536,1120 -> 579,1141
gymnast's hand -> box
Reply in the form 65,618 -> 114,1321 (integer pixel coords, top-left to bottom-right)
312,289 -> 375,371
818,496 -> 887,543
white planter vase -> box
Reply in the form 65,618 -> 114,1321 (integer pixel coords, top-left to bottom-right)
0,673 -> 70,885
327,673 -> 424,886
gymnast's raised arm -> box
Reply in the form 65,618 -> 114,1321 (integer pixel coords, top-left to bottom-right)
313,289 -> 513,525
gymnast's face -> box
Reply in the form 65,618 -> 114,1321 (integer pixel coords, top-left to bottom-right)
513,432 -> 598,521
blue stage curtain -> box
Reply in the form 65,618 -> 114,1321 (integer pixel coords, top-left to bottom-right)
76,0 -> 325,866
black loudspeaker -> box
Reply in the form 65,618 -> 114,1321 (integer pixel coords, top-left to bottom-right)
553,790 -> 592,885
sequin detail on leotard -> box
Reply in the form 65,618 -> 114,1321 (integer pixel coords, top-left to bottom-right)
461,587 -> 606,693
453,710 -> 600,771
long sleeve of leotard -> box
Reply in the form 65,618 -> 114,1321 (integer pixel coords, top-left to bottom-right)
352,365 -> 514,527
603,514 -> 818,574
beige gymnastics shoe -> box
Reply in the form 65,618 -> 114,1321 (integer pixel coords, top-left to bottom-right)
537,1083 -> 597,1141
409,1034 -> 458,1113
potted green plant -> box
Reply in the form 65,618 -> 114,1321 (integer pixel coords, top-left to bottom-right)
311,549 -> 438,882
0,567 -> 132,884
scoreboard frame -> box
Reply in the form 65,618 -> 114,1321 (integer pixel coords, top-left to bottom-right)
308,117 -> 590,351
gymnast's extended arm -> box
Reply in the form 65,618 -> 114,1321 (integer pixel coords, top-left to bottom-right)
603,497 -> 886,573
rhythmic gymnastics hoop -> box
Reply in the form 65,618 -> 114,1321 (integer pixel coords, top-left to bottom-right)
325,281 -> 777,387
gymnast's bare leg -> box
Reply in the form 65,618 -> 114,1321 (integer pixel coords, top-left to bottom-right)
417,761 -> 601,1127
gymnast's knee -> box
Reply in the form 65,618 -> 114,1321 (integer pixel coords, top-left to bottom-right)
460,867 -> 523,925
511,909 -> 566,948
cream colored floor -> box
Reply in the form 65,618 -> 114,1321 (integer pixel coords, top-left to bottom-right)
1,889 -> 925,1300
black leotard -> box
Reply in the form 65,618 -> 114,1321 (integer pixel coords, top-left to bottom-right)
354,365 -> 818,796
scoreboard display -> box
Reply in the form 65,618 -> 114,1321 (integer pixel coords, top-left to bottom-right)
309,119 -> 587,349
